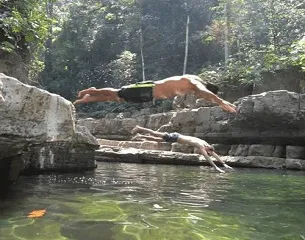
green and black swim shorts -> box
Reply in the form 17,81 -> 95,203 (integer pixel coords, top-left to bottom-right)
162,132 -> 181,143
118,81 -> 155,103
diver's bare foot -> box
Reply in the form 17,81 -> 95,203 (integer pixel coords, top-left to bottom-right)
131,125 -> 142,135
73,99 -> 81,105
215,166 -> 225,173
224,164 -> 234,170
131,133 -> 141,141
78,87 -> 96,98
73,94 -> 90,105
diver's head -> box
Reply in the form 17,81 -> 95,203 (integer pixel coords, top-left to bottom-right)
206,82 -> 219,94
206,145 -> 215,155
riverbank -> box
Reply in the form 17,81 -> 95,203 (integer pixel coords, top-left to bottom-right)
76,90 -> 305,171
95,139 -> 304,170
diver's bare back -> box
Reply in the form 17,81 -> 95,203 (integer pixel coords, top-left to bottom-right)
154,76 -> 193,99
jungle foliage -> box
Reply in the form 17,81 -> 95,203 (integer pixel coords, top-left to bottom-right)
0,0 -> 305,101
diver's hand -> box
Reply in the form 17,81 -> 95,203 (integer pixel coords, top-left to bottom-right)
215,166 -> 225,173
220,100 -> 236,113
223,164 -> 234,170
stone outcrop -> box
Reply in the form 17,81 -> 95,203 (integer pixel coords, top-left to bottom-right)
0,73 -> 99,191
96,139 -> 286,169
78,90 -> 305,170
253,69 -> 305,94
95,146 -> 286,170
221,69 -> 305,102
227,91 -> 305,145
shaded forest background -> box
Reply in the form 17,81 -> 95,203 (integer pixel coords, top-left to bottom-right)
0,0 -> 305,112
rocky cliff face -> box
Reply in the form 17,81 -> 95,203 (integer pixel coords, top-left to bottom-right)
0,73 -> 99,193
78,90 -> 305,170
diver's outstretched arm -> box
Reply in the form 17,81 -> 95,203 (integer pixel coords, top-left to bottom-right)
211,152 -> 233,170
188,77 -> 236,113
199,147 -> 225,173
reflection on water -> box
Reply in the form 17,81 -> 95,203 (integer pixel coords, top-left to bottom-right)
1,162 -> 305,240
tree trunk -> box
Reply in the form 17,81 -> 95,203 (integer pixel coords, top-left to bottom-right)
268,0 -> 279,53
42,0 -> 54,85
224,2 -> 229,68
183,15 -> 190,75
140,24 -> 145,82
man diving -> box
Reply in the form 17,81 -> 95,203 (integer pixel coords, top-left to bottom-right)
74,75 -> 236,113
131,125 -> 234,173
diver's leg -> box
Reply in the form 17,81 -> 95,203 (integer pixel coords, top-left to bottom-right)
74,88 -> 122,104
131,133 -> 163,142
131,125 -> 165,138
77,87 -> 97,98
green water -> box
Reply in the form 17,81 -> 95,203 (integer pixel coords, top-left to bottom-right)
1,162 -> 305,240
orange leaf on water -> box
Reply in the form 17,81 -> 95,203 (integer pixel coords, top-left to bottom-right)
27,209 -> 47,218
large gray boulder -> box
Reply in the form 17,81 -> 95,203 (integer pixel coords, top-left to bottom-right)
167,90 -> 305,146
0,74 -> 99,189
229,90 -> 305,145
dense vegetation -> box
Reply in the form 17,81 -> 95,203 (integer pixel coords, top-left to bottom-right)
1,0 -> 305,103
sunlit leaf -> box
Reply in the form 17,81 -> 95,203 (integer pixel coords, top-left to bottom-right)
27,209 -> 47,218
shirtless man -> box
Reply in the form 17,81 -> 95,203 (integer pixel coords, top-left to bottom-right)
74,75 -> 236,113
131,125 -> 233,173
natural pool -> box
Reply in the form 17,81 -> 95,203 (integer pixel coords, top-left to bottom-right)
1,162 -> 305,240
